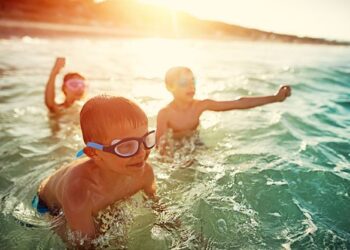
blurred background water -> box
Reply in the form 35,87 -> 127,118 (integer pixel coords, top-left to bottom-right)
0,37 -> 349,249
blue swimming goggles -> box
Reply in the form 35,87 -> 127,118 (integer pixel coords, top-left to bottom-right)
76,130 -> 156,158
177,76 -> 196,87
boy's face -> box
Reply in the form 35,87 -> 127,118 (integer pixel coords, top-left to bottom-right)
94,123 -> 151,176
63,76 -> 86,102
170,71 -> 196,102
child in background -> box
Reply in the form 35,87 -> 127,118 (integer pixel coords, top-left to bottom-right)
156,66 -> 291,153
45,57 -> 86,113
33,95 -> 157,246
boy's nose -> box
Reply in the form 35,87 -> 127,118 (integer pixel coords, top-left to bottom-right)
188,85 -> 196,93
187,82 -> 195,90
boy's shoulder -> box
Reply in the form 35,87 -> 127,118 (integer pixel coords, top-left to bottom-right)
157,104 -> 172,119
158,102 -> 172,112
158,99 -> 204,113
61,159 -> 97,190
58,159 -> 98,204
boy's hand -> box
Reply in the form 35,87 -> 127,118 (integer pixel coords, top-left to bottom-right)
275,85 -> 291,102
52,57 -> 65,73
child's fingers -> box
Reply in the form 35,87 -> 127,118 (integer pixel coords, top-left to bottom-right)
285,86 -> 291,96
281,85 -> 289,91
55,57 -> 65,68
281,85 -> 291,97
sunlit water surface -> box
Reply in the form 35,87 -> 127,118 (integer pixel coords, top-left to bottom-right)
0,37 -> 349,249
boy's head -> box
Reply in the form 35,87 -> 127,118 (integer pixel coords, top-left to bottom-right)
165,67 -> 196,101
62,73 -> 86,101
80,95 -> 152,175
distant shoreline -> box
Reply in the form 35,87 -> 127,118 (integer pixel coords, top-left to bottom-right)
1,0 -> 349,46
0,19 -> 143,39
1,18 -> 349,46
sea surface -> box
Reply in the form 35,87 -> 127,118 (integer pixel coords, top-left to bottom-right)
0,37 -> 349,249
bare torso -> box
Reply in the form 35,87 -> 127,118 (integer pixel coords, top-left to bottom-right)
164,100 -> 203,139
39,158 -> 152,217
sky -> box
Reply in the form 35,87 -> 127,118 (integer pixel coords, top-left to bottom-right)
140,0 -> 350,41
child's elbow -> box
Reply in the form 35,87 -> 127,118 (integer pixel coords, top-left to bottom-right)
45,100 -> 57,113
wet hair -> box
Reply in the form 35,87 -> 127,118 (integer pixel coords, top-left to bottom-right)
80,95 -> 148,144
165,66 -> 193,89
63,72 -> 85,83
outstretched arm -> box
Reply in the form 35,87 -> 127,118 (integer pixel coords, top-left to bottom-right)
45,57 -> 65,112
201,85 -> 291,111
156,109 -> 170,155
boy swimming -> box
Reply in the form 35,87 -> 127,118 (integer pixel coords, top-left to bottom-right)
156,66 -> 292,153
34,95 -> 157,246
45,57 -> 87,113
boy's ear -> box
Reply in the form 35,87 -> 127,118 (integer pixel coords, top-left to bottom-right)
83,147 -> 97,158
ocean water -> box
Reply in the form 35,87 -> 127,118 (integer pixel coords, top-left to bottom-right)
0,37 -> 349,249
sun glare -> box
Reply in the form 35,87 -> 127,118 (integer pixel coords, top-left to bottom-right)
138,0 -> 183,10
139,0 -> 350,40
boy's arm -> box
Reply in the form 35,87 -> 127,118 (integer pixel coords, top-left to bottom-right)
200,85 -> 291,111
61,179 -> 96,242
143,164 -> 181,228
143,164 -> 157,200
143,164 -> 169,214
45,57 -> 65,112
156,109 -> 169,154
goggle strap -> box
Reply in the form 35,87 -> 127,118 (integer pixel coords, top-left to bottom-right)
75,142 -> 104,158
76,149 -> 84,158
86,142 -> 104,150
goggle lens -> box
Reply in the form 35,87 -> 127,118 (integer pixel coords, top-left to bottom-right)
66,79 -> 86,92
114,140 -> 139,157
76,131 -> 156,159
111,131 -> 156,158
144,132 -> 156,149
178,77 -> 196,87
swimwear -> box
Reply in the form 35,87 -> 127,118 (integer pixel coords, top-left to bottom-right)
32,194 -> 50,214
